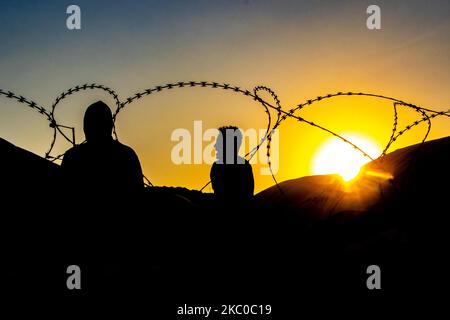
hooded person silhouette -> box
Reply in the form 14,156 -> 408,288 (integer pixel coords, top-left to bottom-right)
210,126 -> 254,205
61,101 -> 144,198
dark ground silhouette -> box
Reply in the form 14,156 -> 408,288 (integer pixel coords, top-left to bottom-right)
2,135 -> 449,314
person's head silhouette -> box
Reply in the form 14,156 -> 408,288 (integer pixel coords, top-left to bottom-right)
214,126 -> 244,164
83,101 -> 114,143
210,125 -> 254,204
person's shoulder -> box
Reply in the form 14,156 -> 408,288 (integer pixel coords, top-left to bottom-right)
113,140 -> 138,157
211,161 -> 219,171
62,144 -> 89,166
63,143 -> 86,158
238,157 -> 251,166
242,159 -> 253,173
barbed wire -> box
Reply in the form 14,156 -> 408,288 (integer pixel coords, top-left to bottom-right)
1,82 -> 449,192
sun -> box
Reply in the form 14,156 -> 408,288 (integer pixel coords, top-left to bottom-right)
312,134 -> 381,181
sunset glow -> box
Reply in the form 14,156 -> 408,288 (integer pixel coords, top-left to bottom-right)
312,134 -> 381,181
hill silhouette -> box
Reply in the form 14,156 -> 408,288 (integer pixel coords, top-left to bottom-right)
1,138 -> 60,197
255,136 -> 450,218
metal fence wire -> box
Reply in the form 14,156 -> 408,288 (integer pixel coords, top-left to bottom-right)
1,82 -> 449,190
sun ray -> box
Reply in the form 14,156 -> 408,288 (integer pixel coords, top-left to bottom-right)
312,134 -> 381,181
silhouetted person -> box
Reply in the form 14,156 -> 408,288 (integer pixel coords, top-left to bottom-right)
61,101 -> 143,198
210,126 -> 254,205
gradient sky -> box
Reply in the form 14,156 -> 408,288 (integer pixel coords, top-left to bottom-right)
1,0 -> 449,192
